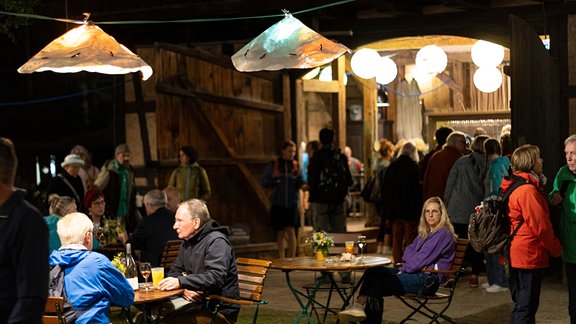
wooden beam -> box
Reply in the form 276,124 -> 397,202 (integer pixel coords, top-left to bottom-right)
156,83 -> 284,113
302,79 -> 340,93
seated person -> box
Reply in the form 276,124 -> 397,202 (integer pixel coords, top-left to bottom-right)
49,212 -> 134,323
158,199 -> 240,324
127,189 -> 179,267
338,196 -> 457,323
45,194 -> 77,252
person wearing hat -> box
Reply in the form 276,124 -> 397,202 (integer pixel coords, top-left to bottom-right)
93,143 -> 141,237
47,153 -> 86,208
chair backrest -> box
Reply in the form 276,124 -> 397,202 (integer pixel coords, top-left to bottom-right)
160,239 -> 183,271
43,296 -> 65,324
446,238 -> 469,280
326,233 -> 359,255
236,257 -> 272,302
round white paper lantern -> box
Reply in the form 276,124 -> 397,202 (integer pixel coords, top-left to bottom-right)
351,48 -> 381,79
415,45 -> 447,75
473,67 -> 503,93
471,40 -> 505,68
375,56 -> 398,85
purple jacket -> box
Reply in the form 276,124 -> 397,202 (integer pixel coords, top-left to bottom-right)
401,227 -> 455,281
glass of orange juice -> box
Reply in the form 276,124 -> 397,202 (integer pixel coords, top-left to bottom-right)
345,241 -> 354,254
151,267 -> 164,287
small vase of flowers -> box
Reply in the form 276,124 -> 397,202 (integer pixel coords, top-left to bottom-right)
310,231 -> 334,261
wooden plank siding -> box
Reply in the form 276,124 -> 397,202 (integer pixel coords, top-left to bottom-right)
153,43 -> 288,243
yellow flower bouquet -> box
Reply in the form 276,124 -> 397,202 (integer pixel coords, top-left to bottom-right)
311,231 -> 334,259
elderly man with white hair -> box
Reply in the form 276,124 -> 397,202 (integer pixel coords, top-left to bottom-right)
49,212 -> 134,324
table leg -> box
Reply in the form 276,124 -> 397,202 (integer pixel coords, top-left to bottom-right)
283,270 -> 326,324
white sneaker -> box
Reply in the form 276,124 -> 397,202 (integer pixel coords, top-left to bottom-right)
481,282 -> 490,289
486,284 -> 509,293
338,303 -> 366,322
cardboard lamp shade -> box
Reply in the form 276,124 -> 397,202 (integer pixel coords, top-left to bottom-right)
231,13 -> 351,72
18,23 -> 153,80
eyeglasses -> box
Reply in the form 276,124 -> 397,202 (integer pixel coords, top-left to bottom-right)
92,200 -> 105,207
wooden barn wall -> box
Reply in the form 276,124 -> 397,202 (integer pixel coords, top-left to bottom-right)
153,43 -> 286,243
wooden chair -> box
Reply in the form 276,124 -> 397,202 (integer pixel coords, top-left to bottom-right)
206,257 -> 271,324
303,233 -> 359,322
43,296 -> 65,324
159,239 -> 183,271
395,238 -> 469,324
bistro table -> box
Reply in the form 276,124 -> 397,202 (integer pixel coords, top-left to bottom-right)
270,255 -> 391,324
127,287 -> 184,324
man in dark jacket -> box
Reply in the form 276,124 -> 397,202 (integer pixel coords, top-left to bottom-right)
158,199 -> 240,324
94,143 -> 141,235
0,138 -> 49,323
128,189 -> 178,267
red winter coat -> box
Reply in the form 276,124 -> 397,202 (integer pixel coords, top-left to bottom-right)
501,172 -> 562,269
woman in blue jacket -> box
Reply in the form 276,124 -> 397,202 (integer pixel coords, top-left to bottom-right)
339,197 -> 456,323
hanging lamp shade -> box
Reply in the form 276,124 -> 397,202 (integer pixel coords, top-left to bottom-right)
415,45 -> 447,75
471,40 -> 504,68
231,12 -> 350,72
350,48 -> 380,79
473,67 -> 503,93
18,22 -> 153,80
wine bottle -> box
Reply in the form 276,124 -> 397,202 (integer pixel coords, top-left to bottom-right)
125,243 -> 139,290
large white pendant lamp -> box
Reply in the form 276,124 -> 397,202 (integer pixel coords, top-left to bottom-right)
18,20 -> 153,80
415,45 -> 447,75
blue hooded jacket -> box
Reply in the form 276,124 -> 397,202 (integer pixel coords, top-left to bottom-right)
49,248 -> 134,324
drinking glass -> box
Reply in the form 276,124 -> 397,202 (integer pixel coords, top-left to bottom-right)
357,235 -> 367,261
139,262 -> 152,290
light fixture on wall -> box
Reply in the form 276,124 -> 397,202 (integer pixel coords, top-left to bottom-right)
473,67 -> 503,93
350,48 -> 380,79
375,56 -> 398,85
415,45 -> 447,75
18,15 -> 153,80
471,40 -> 504,68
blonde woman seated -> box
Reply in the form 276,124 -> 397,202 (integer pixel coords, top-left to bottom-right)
339,197 -> 457,323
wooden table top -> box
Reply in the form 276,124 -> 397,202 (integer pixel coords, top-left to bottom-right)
269,255 -> 391,272
133,288 -> 184,304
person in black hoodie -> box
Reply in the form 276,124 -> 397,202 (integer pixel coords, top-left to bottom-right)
0,138 -> 49,323
158,199 -> 240,324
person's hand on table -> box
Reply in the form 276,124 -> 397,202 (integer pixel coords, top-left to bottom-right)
159,277 -> 180,291
182,289 -> 203,302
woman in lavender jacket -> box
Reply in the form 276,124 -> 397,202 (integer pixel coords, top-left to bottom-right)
339,197 -> 457,324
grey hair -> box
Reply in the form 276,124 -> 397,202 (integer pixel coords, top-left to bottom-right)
144,189 -> 167,207
399,141 -> 419,162
565,134 -> 576,146
181,199 -> 211,225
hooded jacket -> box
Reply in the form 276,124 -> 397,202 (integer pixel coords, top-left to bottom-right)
501,172 -> 562,269
167,219 -> 240,320
49,248 -> 134,324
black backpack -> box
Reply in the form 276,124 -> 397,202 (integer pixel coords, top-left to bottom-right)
317,149 -> 349,201
468,175 -> 530,255
49,265 -> 85,323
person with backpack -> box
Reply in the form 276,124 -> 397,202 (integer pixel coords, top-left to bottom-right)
262,140 -> 303,258
49,212 -> 134,323
307,128 -> 353,233
482,138 -> 511,293
504,144 -> 561,324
